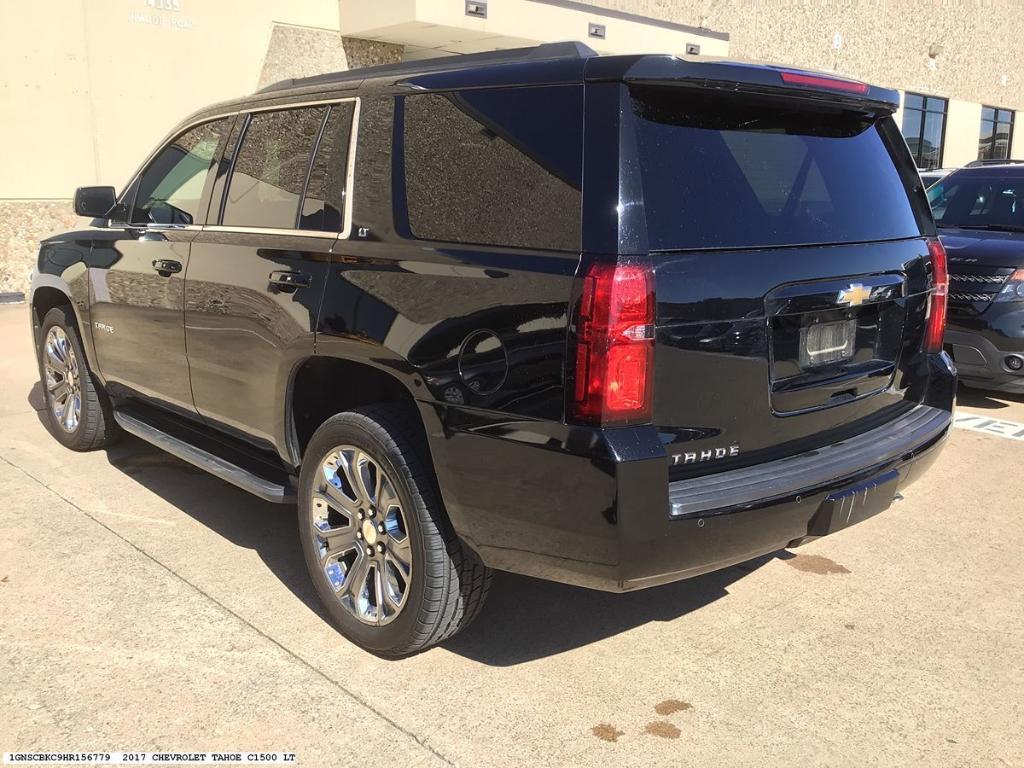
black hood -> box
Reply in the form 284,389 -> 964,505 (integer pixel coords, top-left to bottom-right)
939,227 -> 1024,269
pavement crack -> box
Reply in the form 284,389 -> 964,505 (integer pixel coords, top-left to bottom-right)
0,453 -> 456,768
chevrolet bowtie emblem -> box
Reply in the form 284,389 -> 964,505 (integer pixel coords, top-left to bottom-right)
837,283 -> 871,307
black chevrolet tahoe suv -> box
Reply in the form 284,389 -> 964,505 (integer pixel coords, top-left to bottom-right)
928,163 -> 1024,392
30,43 -> 955,656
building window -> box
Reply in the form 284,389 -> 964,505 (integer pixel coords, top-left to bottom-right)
979,106 -> 1014,161
902,92 -> 947,170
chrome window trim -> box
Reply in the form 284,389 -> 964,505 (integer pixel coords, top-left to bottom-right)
202,225 -> 340,239
111,96 -> 360,237
341,98 -> 360,240
147,224 -> 204,232
102,223 -> 204,233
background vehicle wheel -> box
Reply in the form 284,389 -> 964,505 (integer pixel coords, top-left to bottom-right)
298,405 -> 492,656
37,306 -> 119,451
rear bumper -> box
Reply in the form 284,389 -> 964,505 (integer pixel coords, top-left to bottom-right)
946,326 -> 1024,393
426,354 -> 955,592
619,411 -> 948,591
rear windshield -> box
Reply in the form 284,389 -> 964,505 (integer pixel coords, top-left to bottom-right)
631,88 -> 922,251
927,174 -> 1024,232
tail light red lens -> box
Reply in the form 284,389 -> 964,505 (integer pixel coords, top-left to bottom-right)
924,237 -> 948,353
571,259 -> 655,425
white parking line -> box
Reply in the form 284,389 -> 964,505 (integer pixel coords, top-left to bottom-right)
954,413 -> 1024,442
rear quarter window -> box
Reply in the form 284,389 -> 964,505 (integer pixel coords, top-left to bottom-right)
402,86 -> 583,251
631,88 -> 923,251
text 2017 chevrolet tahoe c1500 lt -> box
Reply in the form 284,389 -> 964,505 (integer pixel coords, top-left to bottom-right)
30,42 -> 955,656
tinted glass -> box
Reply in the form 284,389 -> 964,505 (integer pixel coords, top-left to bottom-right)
222,107 -> 327,229
632,89 -> 921,251
131,119 -> 227,225
403,86 -> 582,251
978,106 -> 1014,161
300,103 -> 353,232
920,111 -> 945,169
928,174 -> 1024,231
902,92 -> 947,169
904,93 -> 923,111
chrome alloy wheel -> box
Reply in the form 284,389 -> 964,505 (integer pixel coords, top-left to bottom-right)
43,326 -> 82,433
310,446 -> 413,625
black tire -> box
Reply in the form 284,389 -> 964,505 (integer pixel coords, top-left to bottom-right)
298,404 -> 492,657
37,306 -> 119,451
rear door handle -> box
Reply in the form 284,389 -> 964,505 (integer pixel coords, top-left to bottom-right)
152,259 -> 182,275
269,270 -> 311,291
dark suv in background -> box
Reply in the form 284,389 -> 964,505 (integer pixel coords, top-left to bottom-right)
929,163 -> 1024,392
30,43 -> 954,656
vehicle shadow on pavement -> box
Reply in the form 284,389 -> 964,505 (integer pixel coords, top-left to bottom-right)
29,383 -> 780,665
956,385 -> 1024,410
27,381 -> 45,410
99,434 -> 333,624
100,433 -> 776,666
445,557 -> 775,665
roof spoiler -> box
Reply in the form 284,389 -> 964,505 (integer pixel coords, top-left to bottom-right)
590,56 -> 900,113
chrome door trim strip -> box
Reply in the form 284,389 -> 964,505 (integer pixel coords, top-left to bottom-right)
202,225 -> 341,239
247,96 -> 357,113
340,97 -> 360,241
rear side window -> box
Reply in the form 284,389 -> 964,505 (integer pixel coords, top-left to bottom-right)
300,103 -> 354,232
131,119 -> 228,225
223,106 -> 327,229
631,88 -> 922,251
402,86 -> 582,251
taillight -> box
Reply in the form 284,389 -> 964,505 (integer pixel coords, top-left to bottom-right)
570,258 -> 655,425
924,237 -> 948,353
779,70 -> 870,94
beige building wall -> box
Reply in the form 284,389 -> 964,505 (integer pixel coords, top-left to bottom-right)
590,0 -> 1024,164
944,99 -> 985,169
0,0 -> 401,294
588,0 -> 1024,111
342,0 -> 729,57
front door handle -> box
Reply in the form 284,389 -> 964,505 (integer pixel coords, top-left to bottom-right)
269,270 -> 311,292
152,259 -> 182,275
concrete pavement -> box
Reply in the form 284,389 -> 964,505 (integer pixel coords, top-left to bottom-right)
1,303 -> 1022,767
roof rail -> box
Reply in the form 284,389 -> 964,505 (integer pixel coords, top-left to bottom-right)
256,40 -> 598,94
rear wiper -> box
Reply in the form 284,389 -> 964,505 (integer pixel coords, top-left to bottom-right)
945,223 -> 1024,233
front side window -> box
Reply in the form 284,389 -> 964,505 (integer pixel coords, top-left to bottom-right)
222,107 -> 328,229
902,92 -> 947,170
402,86 -> 583,251
927,174 -> 1024,232
979,106 -> 1015,161
131,119 -> 228,225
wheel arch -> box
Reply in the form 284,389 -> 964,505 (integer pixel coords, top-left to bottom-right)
287,355 -> 433,468
285,354 -> 477,545
29,277 -> 99,377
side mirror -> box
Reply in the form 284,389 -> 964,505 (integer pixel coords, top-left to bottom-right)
74,186 -> 117,218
